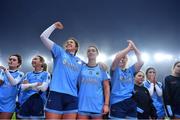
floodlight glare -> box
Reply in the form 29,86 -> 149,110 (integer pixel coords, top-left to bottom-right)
97,53 -> 107,62
141,52 -> 150,62
154,53 -> 173,62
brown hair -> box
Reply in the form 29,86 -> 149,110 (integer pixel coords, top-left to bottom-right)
36,55 -> 47,71
173,61 -> 180,69
9,54 -> 22,68
65,37 -> 79,56
145,67 -> 156,76
88,45 -> 99,55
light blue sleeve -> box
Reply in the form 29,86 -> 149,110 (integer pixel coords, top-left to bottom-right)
0,70 -> 5,81
22,72 -> 29,82
51,43 -> 65,58
43,72 -> 51,83
143,80 -> 150,88
102,70 -> 110,81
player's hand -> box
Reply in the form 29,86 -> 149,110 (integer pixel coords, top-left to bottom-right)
54,21 -> 64,30
0,66 -> 7,71
102,104 -> 109,114
127,40 -> 134,50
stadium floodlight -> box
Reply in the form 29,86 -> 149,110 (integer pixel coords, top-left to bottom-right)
110,54 -> 116,61
97,53 -> 107,62
154,53 -> 173,62
42,55 -> 52,64
131,55 -> 137,62
141,52 -> 150,62
164,54 -> 173,61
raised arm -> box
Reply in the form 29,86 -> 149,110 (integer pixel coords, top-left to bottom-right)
129,40 -> 144,72
111,40 -> 132,71
40,22 -> 64,50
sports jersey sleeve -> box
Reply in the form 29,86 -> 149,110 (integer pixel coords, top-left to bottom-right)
0,70 -> 5,81
51,43 -> 64,58
20,73 -> 37,91
155,82 -> 162,96
144,81 -> 154,96
22,73 -> 28,82
102,70 -> 110,81
5,70 -> 24,85
40,24 -> 56,50
37,72 -> 51,92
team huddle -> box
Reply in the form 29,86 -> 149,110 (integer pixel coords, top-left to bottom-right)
0,21 -> 180,119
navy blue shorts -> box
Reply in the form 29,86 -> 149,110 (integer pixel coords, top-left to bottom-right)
110,97 -> 137,118
17,93 -> 44,118
45,91 -> 78,114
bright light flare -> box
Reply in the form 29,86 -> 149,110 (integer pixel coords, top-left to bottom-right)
110,54 -> 116,61
97,53 -> 108,62
154,53 -> 173,62
42,55 -> 53,65
141,52 -> 150,62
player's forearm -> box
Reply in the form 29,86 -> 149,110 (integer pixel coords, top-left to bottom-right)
40,24 -> 56,50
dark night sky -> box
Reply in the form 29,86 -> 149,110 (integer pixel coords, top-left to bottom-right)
0,0 -> 180,77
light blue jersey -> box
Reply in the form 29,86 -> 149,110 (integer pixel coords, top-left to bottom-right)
0,69 -> 5,82
143,80 -> 165,118
78,64 -> 110,113
18,71 -> 50,106
110,65 -> 135,104
50,43 -> 83,97
0,69 -> 24,112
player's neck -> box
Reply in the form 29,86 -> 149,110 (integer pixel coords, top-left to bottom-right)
9,67 -> 17,71
172,72 -> 180,77
88,59 -> 97,67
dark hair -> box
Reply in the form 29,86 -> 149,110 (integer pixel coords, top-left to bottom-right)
36,55 -> 48,71
145,67 -> 156,76
37,55 -> 45,63
42,63 -> 48,71
9,54 -> 22,68
88,45 -> 99,55
134,71 -> 144,77
66,37 -> 79,56
173,61 -> 180,69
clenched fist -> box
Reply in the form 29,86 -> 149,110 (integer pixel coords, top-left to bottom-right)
54,21 -> 64,30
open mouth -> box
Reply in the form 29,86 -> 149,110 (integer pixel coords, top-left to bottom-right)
66,44 -> 72,48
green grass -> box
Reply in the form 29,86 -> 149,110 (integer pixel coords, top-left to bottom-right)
11,113 -> 16,120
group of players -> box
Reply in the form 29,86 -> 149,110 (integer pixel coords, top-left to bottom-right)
0,21 -> 179,119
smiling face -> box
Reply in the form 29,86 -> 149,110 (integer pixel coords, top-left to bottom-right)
135,71 -> 145,85
8,55 -> 20,69
31,56 -> 44,69
87,46 -> 99,60
118,55 -> 128,69
64,38 -> 78,55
